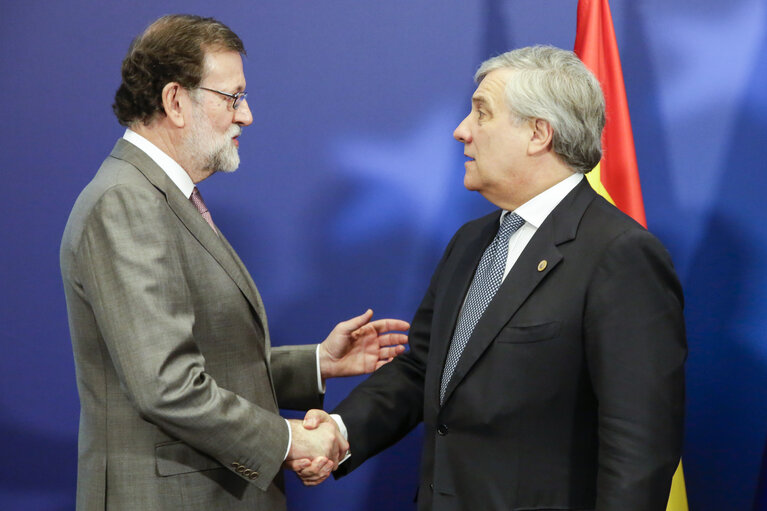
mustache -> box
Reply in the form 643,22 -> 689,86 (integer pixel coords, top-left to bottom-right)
227,125 -> 242,138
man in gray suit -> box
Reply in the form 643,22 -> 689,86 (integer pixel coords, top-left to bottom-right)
60,14 -> 408,511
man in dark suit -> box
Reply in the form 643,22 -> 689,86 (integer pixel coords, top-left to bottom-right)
290,45 -> 686,510
60,15 -> 408,511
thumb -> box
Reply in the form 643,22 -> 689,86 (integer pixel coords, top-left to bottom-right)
303,409 -> 330,429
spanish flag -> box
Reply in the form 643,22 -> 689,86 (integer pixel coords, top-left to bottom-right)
573,0 -> 688,509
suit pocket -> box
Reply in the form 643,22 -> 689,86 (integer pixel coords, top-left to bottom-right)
496,321 -> 561,344
155,440 -> 223,476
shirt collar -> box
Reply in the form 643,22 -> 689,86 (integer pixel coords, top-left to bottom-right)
502,173 -> 584,228
123,128 -> 196,199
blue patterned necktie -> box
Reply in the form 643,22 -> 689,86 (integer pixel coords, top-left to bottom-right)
440,212 -> 525,403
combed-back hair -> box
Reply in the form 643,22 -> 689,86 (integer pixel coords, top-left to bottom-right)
475,45 -> 605,173
113,14 -> 245,126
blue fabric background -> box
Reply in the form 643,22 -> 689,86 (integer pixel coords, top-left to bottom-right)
1,1 -> 766,509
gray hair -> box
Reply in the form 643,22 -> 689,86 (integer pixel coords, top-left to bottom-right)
475,45 -> 605,173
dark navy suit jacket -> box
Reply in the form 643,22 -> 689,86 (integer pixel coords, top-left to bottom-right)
334,180 -> 686,511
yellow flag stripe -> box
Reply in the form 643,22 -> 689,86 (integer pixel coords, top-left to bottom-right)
666,462 -> 688,511
586,162 -> 616,206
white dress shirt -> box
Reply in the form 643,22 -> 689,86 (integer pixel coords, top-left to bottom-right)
123,129 -> 196,198
501,172 -> 583,280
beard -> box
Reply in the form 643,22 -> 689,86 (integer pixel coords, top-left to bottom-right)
184,106 -> 242,174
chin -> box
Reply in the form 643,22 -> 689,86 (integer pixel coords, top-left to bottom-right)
463,174 -> 480,192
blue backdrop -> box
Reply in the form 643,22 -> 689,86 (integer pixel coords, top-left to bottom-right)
2,1 -> 766,510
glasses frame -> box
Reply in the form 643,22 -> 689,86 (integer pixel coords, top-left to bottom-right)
198,87 -> 247,110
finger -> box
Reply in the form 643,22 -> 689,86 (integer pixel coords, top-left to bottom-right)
337,438 -> 350,464
298,458 -> 332,483
375,332 -> 409,348
367,318 -> 410,334
301,475 -> 329,487
284,458 -> 312,471
299,465 -> 332,486
326,431 -> 348,466
377,345 -> 406,361
297,457 -> 329,476
338,309 -> 374,334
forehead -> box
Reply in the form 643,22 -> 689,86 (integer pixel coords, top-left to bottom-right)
472,68 -> 515,109
202,50 -> 245,87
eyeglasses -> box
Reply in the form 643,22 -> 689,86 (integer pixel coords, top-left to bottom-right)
198,87 -> 248,110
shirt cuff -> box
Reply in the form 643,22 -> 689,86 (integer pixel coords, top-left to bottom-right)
315,345 -> 326,394
331,414 -> 351,464
283,419 -> 291,462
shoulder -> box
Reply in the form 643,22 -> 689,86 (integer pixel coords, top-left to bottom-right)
62,155 -> 166,252
579,196 -> 662,250
579,197 -> 680,287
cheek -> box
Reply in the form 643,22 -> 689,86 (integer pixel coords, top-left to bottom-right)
212,114 -> 233,132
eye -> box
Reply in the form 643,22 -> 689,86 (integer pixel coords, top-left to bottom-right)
477,110 -> 486,120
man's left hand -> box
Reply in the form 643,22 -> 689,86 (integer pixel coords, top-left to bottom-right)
319,309 -> 409,379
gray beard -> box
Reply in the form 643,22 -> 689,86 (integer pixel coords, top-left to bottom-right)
204,131 -> 240,174
185,110 -> 242,174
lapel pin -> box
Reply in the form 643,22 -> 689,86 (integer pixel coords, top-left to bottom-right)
537,260 -> 547,272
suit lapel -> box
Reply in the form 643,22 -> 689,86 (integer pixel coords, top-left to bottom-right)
109,140 -> 268,331
426,212 -> 500,403
440,180 -> 597,406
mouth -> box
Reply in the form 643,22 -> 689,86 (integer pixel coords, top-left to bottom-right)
464,154 -> 475,163
230,126 -> 242,147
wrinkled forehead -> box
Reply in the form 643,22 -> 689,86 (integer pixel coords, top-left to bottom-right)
472,68 -> 515,110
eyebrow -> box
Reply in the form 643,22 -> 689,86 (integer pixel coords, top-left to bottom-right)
472,95 -> 491,109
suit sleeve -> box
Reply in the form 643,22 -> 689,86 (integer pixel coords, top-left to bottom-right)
77,185 -> 287,490
333,231 -> 460,476
584,228 -> 686,510
270,344 -> 323,410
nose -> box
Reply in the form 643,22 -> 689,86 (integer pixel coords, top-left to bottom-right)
453,115 -> 472,143
234,98 -> 253,126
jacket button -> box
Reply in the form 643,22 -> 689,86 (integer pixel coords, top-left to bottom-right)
237,466 -> 246,473
437,424 -> 449,436
231,462 -> 240,469
249,471 -> 259,480
429,483 -> 434,491
243,469 -> 252,477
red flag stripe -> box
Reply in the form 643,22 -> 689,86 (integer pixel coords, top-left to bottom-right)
574,0 -> 647,227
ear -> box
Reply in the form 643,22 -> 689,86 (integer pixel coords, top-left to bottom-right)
528,118 -> 554,156
160,82 -> 189,129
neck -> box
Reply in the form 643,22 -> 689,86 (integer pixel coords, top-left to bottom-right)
130,120 -> 212,184
489,158 -> 575,211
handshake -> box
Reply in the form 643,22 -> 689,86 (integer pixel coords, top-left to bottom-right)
285,409 -> 347,486
282,310 -> 410,485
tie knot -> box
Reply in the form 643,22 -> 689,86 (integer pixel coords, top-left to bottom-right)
498,212 -> 525,239
190,187 -> 209,215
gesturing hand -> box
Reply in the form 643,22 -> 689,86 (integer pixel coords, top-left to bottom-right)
319,309 -> 409,380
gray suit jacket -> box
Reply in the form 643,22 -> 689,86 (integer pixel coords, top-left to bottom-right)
61,139 -> 322,511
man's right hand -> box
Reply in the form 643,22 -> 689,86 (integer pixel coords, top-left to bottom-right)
286,409 -> 348,469
285,409 -> 346,486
